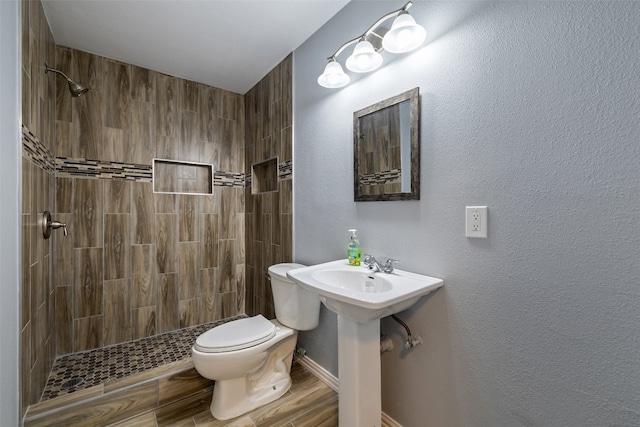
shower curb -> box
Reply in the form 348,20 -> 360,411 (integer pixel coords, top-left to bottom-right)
23,357 -> 211,427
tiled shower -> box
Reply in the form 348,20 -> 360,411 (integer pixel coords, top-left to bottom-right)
51,45 -> 247,356
20,0 -> 293,419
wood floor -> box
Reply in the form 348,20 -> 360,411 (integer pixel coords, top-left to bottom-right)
109,360 -> 339,427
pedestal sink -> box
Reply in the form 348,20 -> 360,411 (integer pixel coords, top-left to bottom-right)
287,259 -> 443,427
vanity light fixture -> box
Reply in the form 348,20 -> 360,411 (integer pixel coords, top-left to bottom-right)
317,1 -> 426,88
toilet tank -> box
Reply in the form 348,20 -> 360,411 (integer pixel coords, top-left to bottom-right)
268,263 -> 320,331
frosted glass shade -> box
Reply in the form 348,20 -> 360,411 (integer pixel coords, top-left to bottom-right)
317,60 -> 350,88
382,13 -> 426,53
345,40 -> 383,73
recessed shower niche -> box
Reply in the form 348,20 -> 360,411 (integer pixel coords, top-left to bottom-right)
153,158 -> 214,195
251,157 -> 279,194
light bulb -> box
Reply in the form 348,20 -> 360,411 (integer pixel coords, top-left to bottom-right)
395,28 -> 413,48
357,55 -> 371,70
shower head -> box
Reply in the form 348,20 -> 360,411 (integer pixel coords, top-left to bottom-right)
44,63 -> 89,97
67,80 -> 89,97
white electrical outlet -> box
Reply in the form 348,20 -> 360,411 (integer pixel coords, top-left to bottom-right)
466,206 -> 488,238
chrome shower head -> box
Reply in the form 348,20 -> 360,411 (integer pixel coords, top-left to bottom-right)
44,63 -> 89,97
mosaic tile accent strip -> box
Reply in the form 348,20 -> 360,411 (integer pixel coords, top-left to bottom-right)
22,125 -> 55,172
56,157 -> 153,182
359,168 -> 402,186
40,315 -> 245,402
278,160 -> 292,180
22,125 -> 246,186
214,171 -> 246,187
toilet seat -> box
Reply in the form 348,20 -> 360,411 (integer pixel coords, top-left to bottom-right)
194,315 -> 277,353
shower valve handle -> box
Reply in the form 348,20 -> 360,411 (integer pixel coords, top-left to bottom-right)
42,211 -> 68,239
50,220 -> 68,236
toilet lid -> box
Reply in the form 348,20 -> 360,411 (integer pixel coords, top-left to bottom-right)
194,315 -> 277,353
268,263 -> 306,281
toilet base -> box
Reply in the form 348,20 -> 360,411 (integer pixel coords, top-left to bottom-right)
209,332 -> 297,420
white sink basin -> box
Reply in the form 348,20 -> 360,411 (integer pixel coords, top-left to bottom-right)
311,269 -> 393,293
287,259 -> 443,323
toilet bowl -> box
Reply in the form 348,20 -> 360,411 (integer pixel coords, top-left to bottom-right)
192,263 -> 320,420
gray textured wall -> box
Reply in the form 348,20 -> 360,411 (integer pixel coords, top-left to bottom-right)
0,0 -> 21,425
293,1 -> 640,426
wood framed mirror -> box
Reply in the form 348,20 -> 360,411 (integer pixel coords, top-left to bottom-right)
353,87 -> 420,201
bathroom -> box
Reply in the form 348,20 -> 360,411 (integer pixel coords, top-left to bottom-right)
2,0 -> 640,426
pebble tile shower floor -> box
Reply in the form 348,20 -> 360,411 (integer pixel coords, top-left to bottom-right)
40,316 -> 244,402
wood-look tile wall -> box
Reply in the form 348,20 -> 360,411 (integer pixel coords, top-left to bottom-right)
244,55 -> 294,317
21,0 -> 57,416
53,47 -> 246,354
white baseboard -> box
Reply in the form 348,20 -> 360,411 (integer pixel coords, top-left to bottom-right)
295,354 -> 339,392
295,355 -> 403,427
381,411 -> 403,427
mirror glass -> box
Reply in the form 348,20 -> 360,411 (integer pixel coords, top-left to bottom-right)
353,87 -> 420,201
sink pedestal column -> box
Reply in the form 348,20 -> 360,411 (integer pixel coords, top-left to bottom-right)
337,315 -> 381,427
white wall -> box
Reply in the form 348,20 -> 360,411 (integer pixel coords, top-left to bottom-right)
293,1 -> 640,426
0,0 -> 21,425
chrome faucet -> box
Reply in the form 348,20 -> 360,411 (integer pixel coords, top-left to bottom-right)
363,255 -> 398,274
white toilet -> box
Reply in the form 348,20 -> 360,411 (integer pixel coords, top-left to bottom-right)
192,263 -> 320,420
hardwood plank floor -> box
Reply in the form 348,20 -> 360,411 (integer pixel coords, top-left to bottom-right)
109,361 -> 339,427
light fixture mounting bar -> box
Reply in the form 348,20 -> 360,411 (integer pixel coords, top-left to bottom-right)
327,1 -> 413,60
327,37 -> 360,61
363,1 -> 413,38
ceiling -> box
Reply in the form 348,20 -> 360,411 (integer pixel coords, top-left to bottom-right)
41,0 -> 350,94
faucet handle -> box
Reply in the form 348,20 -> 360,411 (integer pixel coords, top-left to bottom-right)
383,258 -> 399,273
363,254 -> 375,266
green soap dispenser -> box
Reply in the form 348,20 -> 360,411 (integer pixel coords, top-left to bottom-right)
347,229 -> 362,266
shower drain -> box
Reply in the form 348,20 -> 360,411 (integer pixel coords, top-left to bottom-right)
61,377 -> 85,389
